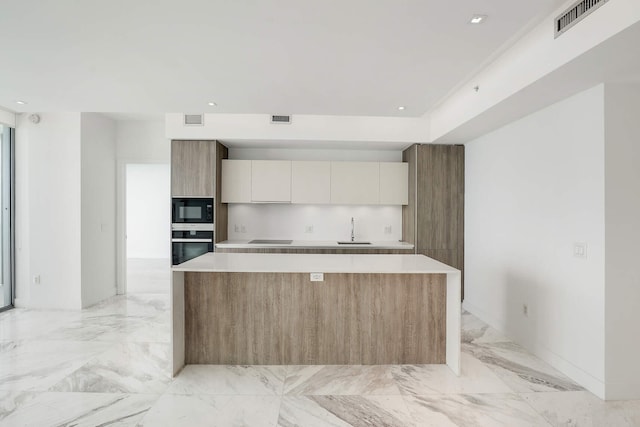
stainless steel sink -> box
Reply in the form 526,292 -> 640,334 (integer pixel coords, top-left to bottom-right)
248,239 -> 293,244
337,241 -> 371,245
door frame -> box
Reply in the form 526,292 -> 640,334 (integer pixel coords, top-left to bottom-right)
116,159 -> 170,295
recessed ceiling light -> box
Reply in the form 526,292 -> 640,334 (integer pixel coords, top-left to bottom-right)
469,15 -> 487,24
398,106 -> 405,110
208,102 -> 217,106
16,100 -> 27,105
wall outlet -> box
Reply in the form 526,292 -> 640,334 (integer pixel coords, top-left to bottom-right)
310,272 -> 324,281
522,304 -> 529,317
33,275 -> 41,284
305,225 -> 314,233
240,225 -> 246,233
234,224 -> 240,232
384,226 -> 392,234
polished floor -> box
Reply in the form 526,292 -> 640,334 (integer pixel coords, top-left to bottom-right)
0,294 -> 638,426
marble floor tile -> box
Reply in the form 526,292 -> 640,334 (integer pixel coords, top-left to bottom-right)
139,394 -> 281,427
0,309 -> 81,341
0,392 -> 159,427
278,395 -> 414,427
392,353 -> 513,395
463,341 -> 583,393
167,364 -> 287,395
462,311 -> 511,345
85,294 -> 169,319
0,340 -> 111,391
0,390 -> 39,421
522,391 -> 640,427
50,342 -> 171,394
284,365 -> 401,396
403,393 -> 552,427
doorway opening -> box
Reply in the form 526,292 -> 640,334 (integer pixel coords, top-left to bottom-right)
0,124 -> 14,311
125,163 -> 170,294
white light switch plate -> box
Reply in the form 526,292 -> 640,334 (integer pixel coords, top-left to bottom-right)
310,272 -> 324,281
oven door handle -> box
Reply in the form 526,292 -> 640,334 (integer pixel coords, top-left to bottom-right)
171,238 -> 213,243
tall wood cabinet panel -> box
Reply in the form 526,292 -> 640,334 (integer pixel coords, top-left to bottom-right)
171,140 -> 215,197
416,144 -> 464,252
215,142 -> 229,243
402,144 -> 465,299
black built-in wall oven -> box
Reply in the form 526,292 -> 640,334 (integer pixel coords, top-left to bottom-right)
171,198 -> 214,265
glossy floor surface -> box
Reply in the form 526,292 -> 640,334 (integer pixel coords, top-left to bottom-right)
1,294 -> 639,426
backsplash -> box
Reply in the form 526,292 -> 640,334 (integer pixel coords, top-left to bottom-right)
226,204 -> 402,241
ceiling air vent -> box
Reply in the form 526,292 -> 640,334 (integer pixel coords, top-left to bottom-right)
555,0 -> 609,38
184,114 -> 204,126
270,115 -> 291,124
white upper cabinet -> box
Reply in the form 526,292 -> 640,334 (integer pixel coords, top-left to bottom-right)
330,162 -> 380,205
291,161 -> 331,204
379,162 -> 409,205
221,160 -> 252,203
251,160 -> 292,202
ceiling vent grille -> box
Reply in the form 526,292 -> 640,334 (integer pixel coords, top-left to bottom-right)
184,114 -> 204,126
555,0 -> 609,38
270,115 -> 292,124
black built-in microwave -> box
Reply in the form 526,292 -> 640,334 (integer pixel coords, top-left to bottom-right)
171,197 -> 213,224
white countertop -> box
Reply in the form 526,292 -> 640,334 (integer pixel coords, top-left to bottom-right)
215,240 -> 415,250
172,252 -> 458,274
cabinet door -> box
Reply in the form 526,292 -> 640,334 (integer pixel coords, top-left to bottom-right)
171,140 -> 215,197
379,162 -> 408,205
416,145 -> 464,250
221,160 -> 251,203
291,161 -> 331,204
330,162 -> 379,205
251,160 -> 292,202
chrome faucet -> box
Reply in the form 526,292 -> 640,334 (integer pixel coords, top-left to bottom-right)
350,217 -> 355,242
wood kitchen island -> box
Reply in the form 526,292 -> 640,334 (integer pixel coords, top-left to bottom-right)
171,253 -> 461,376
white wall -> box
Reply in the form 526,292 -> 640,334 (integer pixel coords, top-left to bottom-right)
228,204 -> 402,242
126,163 -> 170,258
117,120 -> 170,162
464,86 -> 606,397
80,113 -> 117,308
226,148 -> 403,241
15,112 -> 83,310
603,83 -> 640,400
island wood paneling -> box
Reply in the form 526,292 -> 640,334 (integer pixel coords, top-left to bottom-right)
171,140 -> 216,197
184,271 -> 446,365
184,272 -> 283,365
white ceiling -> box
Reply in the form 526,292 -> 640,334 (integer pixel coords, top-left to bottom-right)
0,0 -> 566,118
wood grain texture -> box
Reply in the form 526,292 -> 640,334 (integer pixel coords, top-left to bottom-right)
171,140 -> 215,197
415,144 -> 465,300
184,272 -> 283,365
402,144 -> 417,247
184,271 -> 447,365
214,248 -> 412,254
416,144 -> 464,251
215,142 -> 228,243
